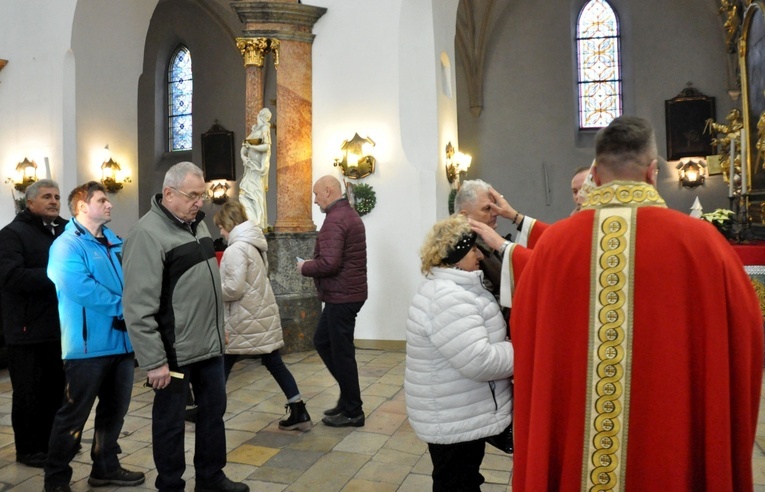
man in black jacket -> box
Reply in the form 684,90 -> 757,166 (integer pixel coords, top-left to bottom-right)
0,179 -> 67,468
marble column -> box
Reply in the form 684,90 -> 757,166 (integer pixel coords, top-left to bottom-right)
235,37 -> 269,131
232,1 -> 326,233
274,38 -> 314,232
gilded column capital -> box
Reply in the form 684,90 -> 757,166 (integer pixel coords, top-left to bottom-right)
236,37 -> 280,68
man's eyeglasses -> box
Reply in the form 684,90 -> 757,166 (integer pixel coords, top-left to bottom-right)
171,187 -> 210,202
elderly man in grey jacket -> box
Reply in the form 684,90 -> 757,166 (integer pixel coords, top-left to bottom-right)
123,162 -> 248,492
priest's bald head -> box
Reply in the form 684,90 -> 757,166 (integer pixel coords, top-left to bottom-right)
593,116 -> 659,187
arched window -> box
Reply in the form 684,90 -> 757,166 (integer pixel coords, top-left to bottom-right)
168,45 -> 193,151
576,0 -> 622,129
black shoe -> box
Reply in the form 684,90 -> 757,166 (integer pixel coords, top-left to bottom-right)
17,451 -> 46,468
322,413 -> 365,427
43,484 -> 72,492
323,404 -> 343,416
88,466 -> 146,487
195,476 -> 249,492
279,401 -> 313,431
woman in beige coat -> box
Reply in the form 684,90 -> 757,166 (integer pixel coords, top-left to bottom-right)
214,202 -> 311,431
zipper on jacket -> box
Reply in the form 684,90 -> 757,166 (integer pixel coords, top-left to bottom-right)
186,223 -> 224,354
489,381 -> 498,411
102,237 -> 129,353
104,242 -> 124,291
82,306 -> 88,354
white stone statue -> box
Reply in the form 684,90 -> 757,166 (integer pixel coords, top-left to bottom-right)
239,108 -> 272,229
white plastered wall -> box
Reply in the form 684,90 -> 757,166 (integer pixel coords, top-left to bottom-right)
0,1 -> 78,226
0,0 -> 156,236
310,0 -> 460,342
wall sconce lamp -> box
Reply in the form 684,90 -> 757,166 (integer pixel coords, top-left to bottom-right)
676,158 -> 707,189
100,145 -> 131,193
445,142 -> 472,186
334,133 -> 376,179
209,181 -> 231,205
11,157 -> 38,192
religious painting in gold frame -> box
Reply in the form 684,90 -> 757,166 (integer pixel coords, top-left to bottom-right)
739,1 -> 765,228
738,0 -> 765,231
664,87 -> 716,161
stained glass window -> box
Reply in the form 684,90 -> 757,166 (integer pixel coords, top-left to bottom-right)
168,45 -> 192,151
576,0 -> 622,129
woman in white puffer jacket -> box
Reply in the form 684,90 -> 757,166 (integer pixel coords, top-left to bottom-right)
214,202 -> 312,431
405,214 -> 514,491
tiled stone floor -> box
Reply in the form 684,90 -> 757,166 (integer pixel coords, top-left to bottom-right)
0,348 -> 763,491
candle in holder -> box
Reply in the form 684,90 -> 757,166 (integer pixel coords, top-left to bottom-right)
741,127 -> 747,194
729,135 -> 735,198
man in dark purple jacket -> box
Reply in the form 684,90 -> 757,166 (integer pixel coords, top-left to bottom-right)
298,175 -> 368,427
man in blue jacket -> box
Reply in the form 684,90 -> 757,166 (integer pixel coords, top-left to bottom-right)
44,182 -> 144,492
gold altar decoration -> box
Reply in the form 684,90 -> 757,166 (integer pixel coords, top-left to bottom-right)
721,0 -> 743,52
705,108 -> 743,184
751,277 -> 765,316
236,37 -> 280,68
755,111 -> 765,172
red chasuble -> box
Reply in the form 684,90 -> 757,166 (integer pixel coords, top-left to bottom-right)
511,182 -> 763,492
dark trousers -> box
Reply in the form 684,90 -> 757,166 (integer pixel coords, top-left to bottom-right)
224,350 -> 299,400
428,440 -> 486,492
152,356 -> 227,491
7,341 -> 64,457
44,353 -> 135,485
313,301 -> 364,417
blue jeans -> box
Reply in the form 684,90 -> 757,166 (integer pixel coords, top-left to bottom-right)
224,350 -> 299,400
44,353 -> 135,486
313,301 -> 364,417
152,356 -> 227,491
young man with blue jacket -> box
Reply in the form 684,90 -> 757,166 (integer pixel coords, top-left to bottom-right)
44,181 -> 144,492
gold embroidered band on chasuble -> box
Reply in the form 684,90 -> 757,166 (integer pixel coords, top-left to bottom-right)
576,181 -> 665,491
581,205 -> 636,492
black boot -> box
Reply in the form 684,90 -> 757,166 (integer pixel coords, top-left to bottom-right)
278,401 -> 312,431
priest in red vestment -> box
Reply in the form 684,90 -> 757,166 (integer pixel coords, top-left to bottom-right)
510,115 -> 763,491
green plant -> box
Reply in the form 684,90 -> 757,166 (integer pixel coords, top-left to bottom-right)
349,182 -> 376,216
448,188 -> 457,214
701,208 -> 736,238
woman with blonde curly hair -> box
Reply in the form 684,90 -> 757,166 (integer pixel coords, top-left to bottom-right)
405,214 -> 514,491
